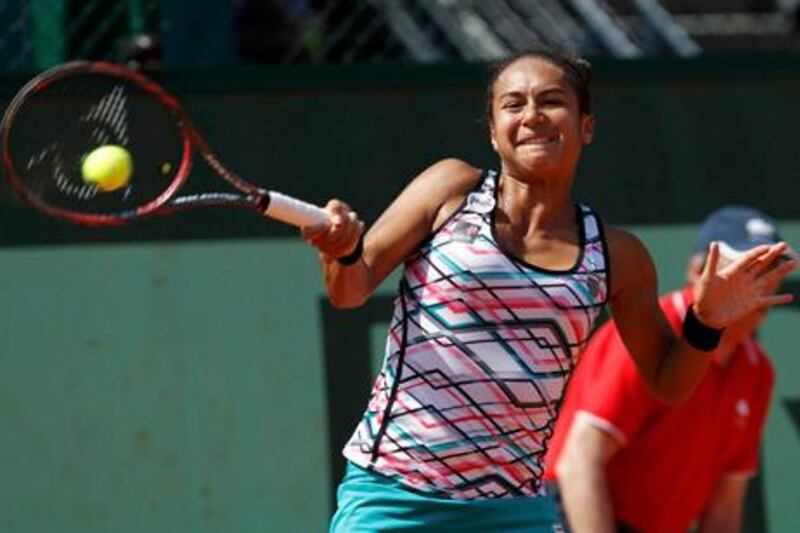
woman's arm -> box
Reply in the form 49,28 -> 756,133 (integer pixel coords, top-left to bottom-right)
303,158 -> 482,308
606,227 -> 794,404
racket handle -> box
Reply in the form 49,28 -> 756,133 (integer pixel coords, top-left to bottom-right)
261,191 -> 329,228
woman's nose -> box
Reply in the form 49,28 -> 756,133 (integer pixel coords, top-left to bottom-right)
522,104 -> 544,125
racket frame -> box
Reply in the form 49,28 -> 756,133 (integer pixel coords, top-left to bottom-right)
1,61 -> 328,228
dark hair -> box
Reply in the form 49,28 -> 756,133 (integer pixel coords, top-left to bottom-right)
485,45 -> 593,122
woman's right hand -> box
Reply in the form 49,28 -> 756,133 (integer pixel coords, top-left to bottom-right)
302,199 -> 365,262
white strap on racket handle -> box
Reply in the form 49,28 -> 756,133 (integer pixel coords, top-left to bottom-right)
262,191 -> 329,228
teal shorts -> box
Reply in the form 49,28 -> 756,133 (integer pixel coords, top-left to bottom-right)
329,462 -> 563,532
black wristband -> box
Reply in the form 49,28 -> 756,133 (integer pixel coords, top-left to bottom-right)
336,233 -> 364,266
682,305 -> 724,352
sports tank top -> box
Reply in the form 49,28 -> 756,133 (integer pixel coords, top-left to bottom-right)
343,170 -> 610,499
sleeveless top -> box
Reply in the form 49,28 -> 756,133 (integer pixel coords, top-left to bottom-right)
342,169 -> 610,500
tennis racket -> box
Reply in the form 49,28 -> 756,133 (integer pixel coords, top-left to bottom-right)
1,61 -> 330,227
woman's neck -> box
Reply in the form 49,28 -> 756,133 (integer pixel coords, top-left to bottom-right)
498,171 -> 574,234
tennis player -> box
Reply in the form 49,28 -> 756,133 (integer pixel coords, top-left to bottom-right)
544,206 -> 794,533
304,46 -> 796,531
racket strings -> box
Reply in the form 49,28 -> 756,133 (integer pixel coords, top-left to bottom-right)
6,70 -> 185,217
25,78 -> 133,202
80,83 -> 131,146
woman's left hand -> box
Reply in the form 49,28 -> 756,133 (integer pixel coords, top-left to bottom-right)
692,242 -> 796,329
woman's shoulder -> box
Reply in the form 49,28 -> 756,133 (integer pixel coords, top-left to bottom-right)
604,225 -> 657,295
418,158 -> 483,191
604,226 -> 646,251
411,159 -> 484,225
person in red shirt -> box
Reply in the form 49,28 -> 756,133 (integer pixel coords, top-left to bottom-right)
544,206 -> 795,533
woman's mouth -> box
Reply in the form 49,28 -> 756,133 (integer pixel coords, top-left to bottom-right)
517,135 -> 558,147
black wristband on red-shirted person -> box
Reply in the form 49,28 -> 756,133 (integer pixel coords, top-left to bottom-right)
683,305 -> 724,351
336,233 -> 364,266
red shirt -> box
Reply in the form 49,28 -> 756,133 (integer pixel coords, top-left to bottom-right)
544,288 -> 774,533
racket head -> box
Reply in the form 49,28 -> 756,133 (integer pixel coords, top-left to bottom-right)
1,61 -> 192,225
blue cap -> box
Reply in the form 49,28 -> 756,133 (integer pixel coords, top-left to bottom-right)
693,206 -> 785,259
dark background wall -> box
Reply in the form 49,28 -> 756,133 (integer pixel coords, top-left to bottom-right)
1,56 -> 799,245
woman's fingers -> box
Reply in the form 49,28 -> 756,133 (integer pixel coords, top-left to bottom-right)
302,199 -> 364,259
757,292 -> 795,309
329,215 -> 363,257
717,244 -> 769,276
747,242 -> 791,276
695,240 -> 797,328
757,255 -> 797,286
302,221 -> 328,242
702,241 -> 720,277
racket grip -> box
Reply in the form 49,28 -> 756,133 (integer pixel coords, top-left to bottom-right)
261,191 -> 329,228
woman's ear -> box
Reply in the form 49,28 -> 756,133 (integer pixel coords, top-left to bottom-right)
581,114 -> 596,145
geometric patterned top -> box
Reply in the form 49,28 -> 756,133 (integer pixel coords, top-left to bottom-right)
343,169 -> 610,499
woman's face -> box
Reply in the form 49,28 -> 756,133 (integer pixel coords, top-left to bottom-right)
489,57 -> 594,179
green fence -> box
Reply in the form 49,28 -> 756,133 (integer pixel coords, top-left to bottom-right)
1,0 -> 161,71
0,0 -> 397,72
1,60 -> 799,531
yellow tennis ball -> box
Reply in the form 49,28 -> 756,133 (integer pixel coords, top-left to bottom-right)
81,145 -> 133,192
